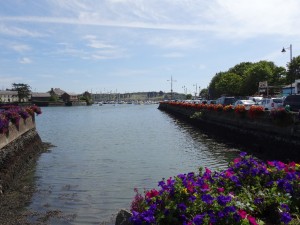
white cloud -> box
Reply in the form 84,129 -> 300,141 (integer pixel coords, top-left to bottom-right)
11,44 -> 31,52
83,35 -> 115,49
205,0 -> 300,38
19,57 -> 32,64
0,23 -> 43,37
1,0 -> 300,39
149,37 -> 199,49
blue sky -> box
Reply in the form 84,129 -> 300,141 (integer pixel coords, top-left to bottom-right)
1,0 -> 300,95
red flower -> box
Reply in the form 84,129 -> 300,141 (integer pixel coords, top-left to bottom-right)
145,189 -> 159,199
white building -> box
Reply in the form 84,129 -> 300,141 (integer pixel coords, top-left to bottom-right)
0,91 -> 18,103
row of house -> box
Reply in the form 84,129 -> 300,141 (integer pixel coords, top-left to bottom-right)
0,88 -> 83,106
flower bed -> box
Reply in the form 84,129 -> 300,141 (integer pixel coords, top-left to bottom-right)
130,153 -> 300,225
0,105 -> 42,134
160,101 -> 296,127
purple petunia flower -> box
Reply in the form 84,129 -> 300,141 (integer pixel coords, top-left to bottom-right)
201,194 -> 214,204
240,152 -> 247,157
254,198 -> 263,205
280,212 -> 292,224
217,195 -> 232,206
193,214 -> 204,225
177,203 -> 187,211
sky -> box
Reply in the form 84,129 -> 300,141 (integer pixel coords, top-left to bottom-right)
1,0 -> 300,95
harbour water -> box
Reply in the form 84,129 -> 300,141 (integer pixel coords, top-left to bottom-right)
28,104 -> 243,224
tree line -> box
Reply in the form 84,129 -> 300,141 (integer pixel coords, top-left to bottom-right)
200,55 -> 300,99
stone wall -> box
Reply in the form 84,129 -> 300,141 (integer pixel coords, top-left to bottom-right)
0,116 -> 44,193
0,116 -> 36,149
158,103 -> 300,161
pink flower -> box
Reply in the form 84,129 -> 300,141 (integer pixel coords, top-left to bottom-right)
217,187 -> 224,193
238,210 -> 247,219
205,167 -> 211,175
225,170 -> 234,178
248,215 -> 259,225
267,161 -> 274,166
233,158 -> 241,164
200,183 -> 210,192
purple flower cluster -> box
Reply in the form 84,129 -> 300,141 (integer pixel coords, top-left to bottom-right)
0,105 -> 42,133
130,153 -> 300,224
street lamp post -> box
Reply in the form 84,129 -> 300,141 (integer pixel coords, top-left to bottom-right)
167,76 -> 176,100
193,84 -> 198,99
281,44 -> 293,95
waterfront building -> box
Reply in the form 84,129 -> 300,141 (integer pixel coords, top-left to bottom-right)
0,90 -> 19,103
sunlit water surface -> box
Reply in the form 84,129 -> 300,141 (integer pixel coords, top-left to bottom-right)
28,104 -> 243,224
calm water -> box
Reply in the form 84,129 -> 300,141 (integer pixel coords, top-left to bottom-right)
29,104 -> 242,224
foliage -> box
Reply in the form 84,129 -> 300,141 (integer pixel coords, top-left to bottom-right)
130,153 -> 300,225
80,91 -> 93,105
241,61 -> 275,96
0,105 -> 42,133
208,72 -> 226,99
49,94 -> 59,102
228,62 -> 254,77
11,83 -> 31,102
287,56 -> 300,84
186,94 -> 193,100
215,72 -> 242,96
199,89 -> 209,99
208,60 -> 290,98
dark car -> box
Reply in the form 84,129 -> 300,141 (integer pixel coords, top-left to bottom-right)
283,95 -> 300,112
216,96 -> 236,106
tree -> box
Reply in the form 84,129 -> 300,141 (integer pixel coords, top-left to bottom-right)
11,83 -> 31,102
186,94 -> 193,100
199,88 -> 209,99
208,72 -> 226,99
215,72 -> 242,96
228,62 -> 254,78
241,61 -> 276,96
81,91 -> 93,105
287,55 -> 300,84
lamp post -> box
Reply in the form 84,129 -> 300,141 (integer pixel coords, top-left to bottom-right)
167,76 -> 176,100
281,44 -> 293,95
193,83 -> 198,99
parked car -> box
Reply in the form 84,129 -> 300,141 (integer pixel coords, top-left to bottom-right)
283,95 -> 300,112
207,100 -> 216,104
233,100 -> 256,110
216,96 -> 236,106
259,98 -> 283,110
248,96 -> 263,104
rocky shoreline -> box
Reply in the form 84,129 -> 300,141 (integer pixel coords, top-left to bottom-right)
0,126 -> 52,225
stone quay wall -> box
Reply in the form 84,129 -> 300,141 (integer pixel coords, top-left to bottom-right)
0,116 -> 43,193
158,103 -> 300,161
